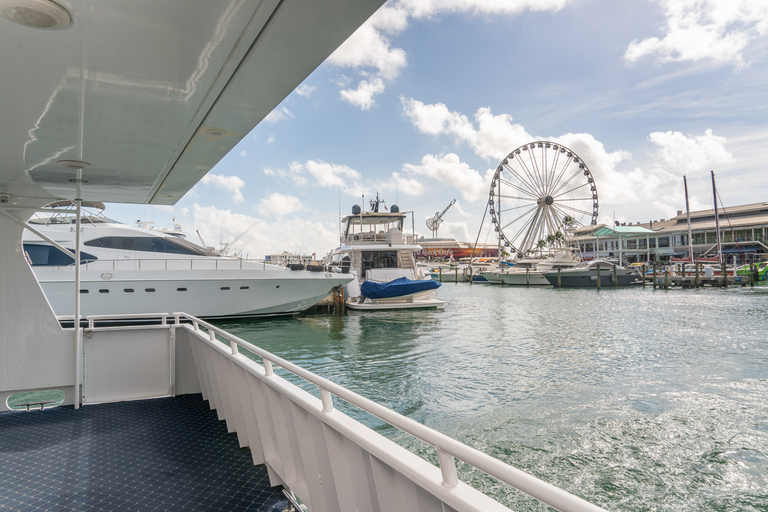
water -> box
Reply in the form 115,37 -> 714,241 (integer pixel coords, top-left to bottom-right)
217,283 -> 768,511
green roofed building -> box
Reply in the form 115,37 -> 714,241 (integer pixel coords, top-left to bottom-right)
569,202 -> 768,265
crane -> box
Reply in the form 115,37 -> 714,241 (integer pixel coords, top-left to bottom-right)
426,199 -> 456,238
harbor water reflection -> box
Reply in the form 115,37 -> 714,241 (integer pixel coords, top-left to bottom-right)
217,283 -> 768,511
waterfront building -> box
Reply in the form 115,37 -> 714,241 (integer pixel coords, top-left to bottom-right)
264,251 -> 314,265
571,202 -> 768,264
414,237 -> 499,261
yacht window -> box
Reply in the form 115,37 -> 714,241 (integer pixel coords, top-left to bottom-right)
124,289 -> 134,293
84,236 -> 211,256
240,286 -> 249,290
361,251 -> 398,270
177,287 -> 187,292
221,287 -> 230,290
99,289 -> 109,293
23,244 -> 97,266
80,289 -> 89,293
145,288 -> 155,292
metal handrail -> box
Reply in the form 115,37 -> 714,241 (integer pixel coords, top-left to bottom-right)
40,257 -> 273,272
174,312 -> 607,512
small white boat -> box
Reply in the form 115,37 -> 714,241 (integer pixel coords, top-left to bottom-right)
543,259 -> 642,287
331,196 -> 445,310
483,251 -> 581,286
347,277 -> 443,310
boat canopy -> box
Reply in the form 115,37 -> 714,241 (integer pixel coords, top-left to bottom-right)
360,277 -> 440,299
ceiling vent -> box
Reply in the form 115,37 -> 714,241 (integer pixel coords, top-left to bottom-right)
0,0 -> 71,29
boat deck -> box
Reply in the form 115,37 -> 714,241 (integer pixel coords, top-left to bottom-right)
0,394 -> 290,511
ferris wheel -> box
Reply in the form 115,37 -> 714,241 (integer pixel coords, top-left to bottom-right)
489,141 -> 598,258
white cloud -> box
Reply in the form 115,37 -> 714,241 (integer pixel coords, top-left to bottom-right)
267,160 -> 366,196
200,173 -> 246,204
295,83 -> 317,97
329,1 -> 572,109
401,97 -> 532,161
403,153 -> 487,202
382,172 -> 426,197
258,192 -> 304,218
190,204 -> 338,257
263,106 -> 293,123
267,134 -> 275,144
624,0 -> 768,67
239,150 -> 247,157
648,128 -> 733,174
339,78 -> 386,111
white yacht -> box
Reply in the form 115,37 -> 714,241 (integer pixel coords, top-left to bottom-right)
483,251 -> 582,286
331,198 -> 444,310
22,203 -> 353,319
543,259 -> 642,287
0,2 -> 605,512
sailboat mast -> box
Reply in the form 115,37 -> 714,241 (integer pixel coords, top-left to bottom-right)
684,176 -> 693,263
711,170 -> 722,264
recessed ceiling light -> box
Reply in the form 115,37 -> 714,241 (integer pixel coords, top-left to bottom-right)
206,128 -> 226,137
58,159 -> 90,169
0,0 -> 71,29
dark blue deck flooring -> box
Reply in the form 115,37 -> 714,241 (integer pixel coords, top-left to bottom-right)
0,394 -> 290,511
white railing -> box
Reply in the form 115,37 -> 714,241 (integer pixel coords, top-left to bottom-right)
174,312 -> 607,512
43,258 -> 276,272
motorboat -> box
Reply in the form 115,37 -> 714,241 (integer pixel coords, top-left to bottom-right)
23,202 -> 354,319
736,261 -> 768,282
331,197 -> 445,309
542,259 -> 642,287
483,251 -> 581,286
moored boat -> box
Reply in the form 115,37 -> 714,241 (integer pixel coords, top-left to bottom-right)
484,251 -> 581,286
23,203 -> 353,319
543,259 -> 642,287
331,197 -> 445,310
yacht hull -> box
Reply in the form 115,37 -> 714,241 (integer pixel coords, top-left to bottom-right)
501,271 -> 551,286
35,268 -> 351,318
543,271 -> 640,287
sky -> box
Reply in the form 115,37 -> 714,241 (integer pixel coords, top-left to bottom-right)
107,0 -> 768,259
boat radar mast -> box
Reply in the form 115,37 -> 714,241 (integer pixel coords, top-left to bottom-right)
369,192 -> 386,212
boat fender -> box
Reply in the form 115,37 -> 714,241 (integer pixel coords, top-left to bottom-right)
307,264 -> 324,272
287,263 -> 305,271
345,279 -> 361,299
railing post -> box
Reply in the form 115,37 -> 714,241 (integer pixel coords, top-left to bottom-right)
263,358 -> 274,376
437,448 -> 458,488
209,329 -> 216,342
319,388 -> 334,412
229,339 -> 239,355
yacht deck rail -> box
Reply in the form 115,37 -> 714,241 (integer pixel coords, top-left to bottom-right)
172,313 -> 607,512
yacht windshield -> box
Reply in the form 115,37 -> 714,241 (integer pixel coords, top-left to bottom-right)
84,236 -> 216,256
